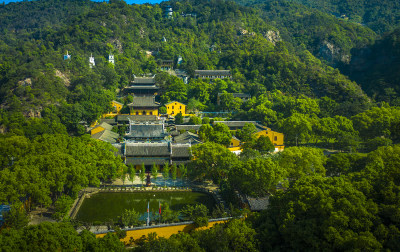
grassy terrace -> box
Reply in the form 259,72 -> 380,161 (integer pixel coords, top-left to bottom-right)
75,191 -> 216,223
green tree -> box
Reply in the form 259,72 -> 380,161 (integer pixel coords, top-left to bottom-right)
254,135 -> 275,153
53,195 -> 74,221
178,164 -> 187,185
278,147 -> 327,180
202,117 -> 211,124
256,176 -> 382,251
230,157 -> 285,196
190,142 -> 238,183
196,219 -> 258,252
188,116 -> 202,125
151,163 -> 158,185
182,204 -> 209,228
171,163 -> 177,187
120,165 -> 128,185
325,153 -> 366,176
198,123 -> 232,146
3,201 -> 29,230
159,106 -> 167,114
162,162 -> 170,187
352,107 -> 400,140
235,123 -> 257,142
280,113 -> 313,145
138,163 -> 146,187
160,202 -> 179,223
175,112 -> 184,125
218,92 -> 242,111
128,164 -> 135,187
120,208 -> 140,228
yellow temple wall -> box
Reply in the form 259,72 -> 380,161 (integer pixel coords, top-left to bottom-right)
96,220 -> 227,245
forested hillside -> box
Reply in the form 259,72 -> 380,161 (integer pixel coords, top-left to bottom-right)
236,0 -> 400,34
234,0 -> 377,66
0,0 -> 372,136
0,0 -> 94,32
292,0 -> 400,34
345,28 -> 400,105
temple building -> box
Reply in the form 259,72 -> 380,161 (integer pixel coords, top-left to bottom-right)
173,131 -> 202,145
125,121 -> 167,142
164,5 -> 173,18
89,54 -> 95,68
194,70 -> 232,80
124,75 -> 159,96
158,59 -> 173,71
109,54 -> 115,65
217,93 -> 251,105
102,100 -> 123,118
214,121 -> 285,152
165,101 -> 187,116
128,96 -> 160,116
123,142 -> 191,169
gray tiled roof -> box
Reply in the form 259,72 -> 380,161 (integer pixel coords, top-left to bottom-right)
125,143 -> 170,156
169,130 -> 180,136
124,143 -> 191,158
96,122 -> 113,131
98,119 -> 117,125
117,115 -> 160,123
175,125 -> 202,131
91,130 -> 119,144
128,96 -> 159,108
171,144 -> 191,157
127,124 -> 165,138
217,93 -> 251,98
246,196 -> 270,211
213,121 -> 266,131
132,77 -> 156,84
195,70 -> 231,76
174,132 -> 202,145
112,143 -> 123,156
112,100 -> 124,105
125,85 -> 158,90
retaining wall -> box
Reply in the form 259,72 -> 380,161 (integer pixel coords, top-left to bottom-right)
95,218 -> 231,244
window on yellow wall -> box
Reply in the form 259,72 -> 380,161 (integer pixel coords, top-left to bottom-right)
143,111 -> 146,115
180,106 -> 181,109
172,106 -> 174,109
136,111 -> 139,115
274,136 -> 278,141
150,112 -> 153,115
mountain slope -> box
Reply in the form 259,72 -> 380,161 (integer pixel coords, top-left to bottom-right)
345,28 -> 400,105
0,0 -> 371,131
233,0 -> 377,66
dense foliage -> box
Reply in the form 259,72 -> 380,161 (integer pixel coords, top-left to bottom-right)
237,0 -> 400,34
0,134 -> 124,208
236,0 -> 377,66
345,28 -> 400,104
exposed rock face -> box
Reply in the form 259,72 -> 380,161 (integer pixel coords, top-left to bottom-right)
27,109 -> 41,118
18,78 -> 32,86
239,28 -> 248,35
109,38 -> 123,53
139,28 -> 145,38
319,40 -> 350,64
264,30 -> 281,45
55,70 -> 70,87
